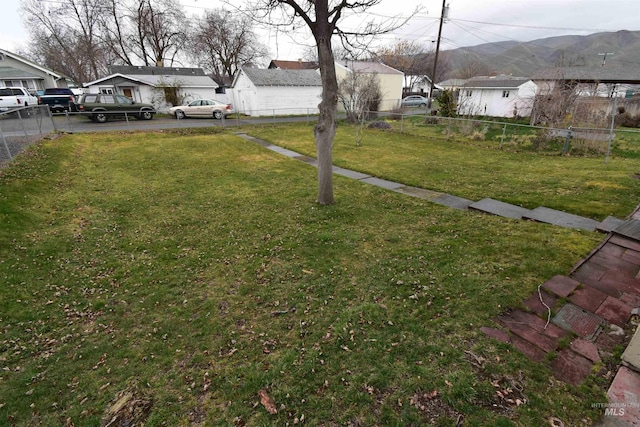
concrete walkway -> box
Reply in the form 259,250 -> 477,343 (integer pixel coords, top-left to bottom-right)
237,132 -> 623,232
238,133 -> 640,426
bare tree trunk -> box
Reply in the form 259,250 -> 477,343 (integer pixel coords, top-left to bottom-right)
313,3 -> 336,205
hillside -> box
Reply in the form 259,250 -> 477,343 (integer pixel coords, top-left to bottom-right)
443,30 -> 640,79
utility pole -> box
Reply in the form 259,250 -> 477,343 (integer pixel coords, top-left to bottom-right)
428,0 -> 447,112
606,84 -> 618,164
598,52 -> 614,67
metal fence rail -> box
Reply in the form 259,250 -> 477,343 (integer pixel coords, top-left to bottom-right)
2,104 -> 639,168
0,105 -> 55,164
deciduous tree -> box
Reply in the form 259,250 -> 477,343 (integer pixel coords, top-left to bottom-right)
22,0 -> 108,83
188,10 -> 269,84
249,0 -> 414,205
374,40 -> 432,92
21,0 -> 188,83
338,71 -> 381,146
129,0 -> 188,67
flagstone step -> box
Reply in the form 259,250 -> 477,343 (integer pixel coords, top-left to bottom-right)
524,206 -> 601,231
469,198 -> 531,219
431,194 -> 474,210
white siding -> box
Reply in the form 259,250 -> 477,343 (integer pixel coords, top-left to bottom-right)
229,71 -> 258,116
229,70 -> 321,117
84,81 -> 220,111
457,81 -> 537,117
252,87 -> 320,116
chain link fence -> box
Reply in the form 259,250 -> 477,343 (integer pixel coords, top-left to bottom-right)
0,105 -> 55,166
2,104 -> 639,168
360,110 -> 640,159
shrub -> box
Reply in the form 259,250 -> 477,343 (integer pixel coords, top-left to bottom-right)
616,112 -> 640,128
368,121 -> 392,130
470,130 -> 486,140
438,89 -> 457,117
388,106 -> 408,121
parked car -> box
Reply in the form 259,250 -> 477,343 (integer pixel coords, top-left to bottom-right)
401,95 -> 429,108
0,87 -> 39,113
74,93 -> 155,122
38,87 -> 77,113
168,99 -> 233,120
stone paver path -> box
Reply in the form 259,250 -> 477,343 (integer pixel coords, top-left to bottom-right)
237,133 -> 640,425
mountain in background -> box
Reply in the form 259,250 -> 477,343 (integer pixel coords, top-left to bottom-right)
442,30 -> 640,79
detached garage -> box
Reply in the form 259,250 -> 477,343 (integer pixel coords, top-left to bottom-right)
230,67 -> 322,117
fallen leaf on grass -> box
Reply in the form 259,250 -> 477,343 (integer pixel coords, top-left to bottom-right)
258,389 -> 277,414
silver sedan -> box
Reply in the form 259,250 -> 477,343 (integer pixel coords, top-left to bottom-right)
168,99 -> 234,120
401,95 -> 429,108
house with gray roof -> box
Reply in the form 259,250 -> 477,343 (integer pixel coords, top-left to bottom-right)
531,66 -> 640,98
83,66 -> 220,111
230,67 -> 322,116
457,75 -> 537,117
0,48 -> 71,92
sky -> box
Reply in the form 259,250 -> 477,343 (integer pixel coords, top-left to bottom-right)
3,0 -> 640,62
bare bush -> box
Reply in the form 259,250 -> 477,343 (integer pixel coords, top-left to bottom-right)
368,121 -> 392,130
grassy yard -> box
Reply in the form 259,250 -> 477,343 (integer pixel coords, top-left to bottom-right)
0,125 -> 631,426
248,121 -> 640,220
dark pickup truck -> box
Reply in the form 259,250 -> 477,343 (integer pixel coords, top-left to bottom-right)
38,88 -> 77,112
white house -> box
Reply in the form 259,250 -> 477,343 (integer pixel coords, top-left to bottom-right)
457,76 -> 537,117
0,48 -> 71,92
83,66 -> 220,111
403,75 -> 443,98
230,67 -> 322,116
437,78 -> 468,92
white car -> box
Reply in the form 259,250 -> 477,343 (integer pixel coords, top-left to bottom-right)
168,99 -> 234,120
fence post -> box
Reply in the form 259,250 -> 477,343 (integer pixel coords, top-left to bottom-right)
499,123 -> 507,149
0,125 -> 12,161
34,107 -> 44,136
562,126 -> 573,156
17,109 -> 29,136
64,110 -> 74,133
606,91 -> 618,164
447,117 -> 452,139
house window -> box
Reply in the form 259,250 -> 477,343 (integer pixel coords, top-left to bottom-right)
0,53 -> 4,61
100,88 -> 114,94
466,90 -> 472,97
502,91 -> 510,98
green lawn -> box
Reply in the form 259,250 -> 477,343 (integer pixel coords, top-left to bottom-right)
0,126 -> 629,426
248,121 -> 640,220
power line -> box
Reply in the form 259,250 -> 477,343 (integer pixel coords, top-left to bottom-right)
453,17 -> 611,33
